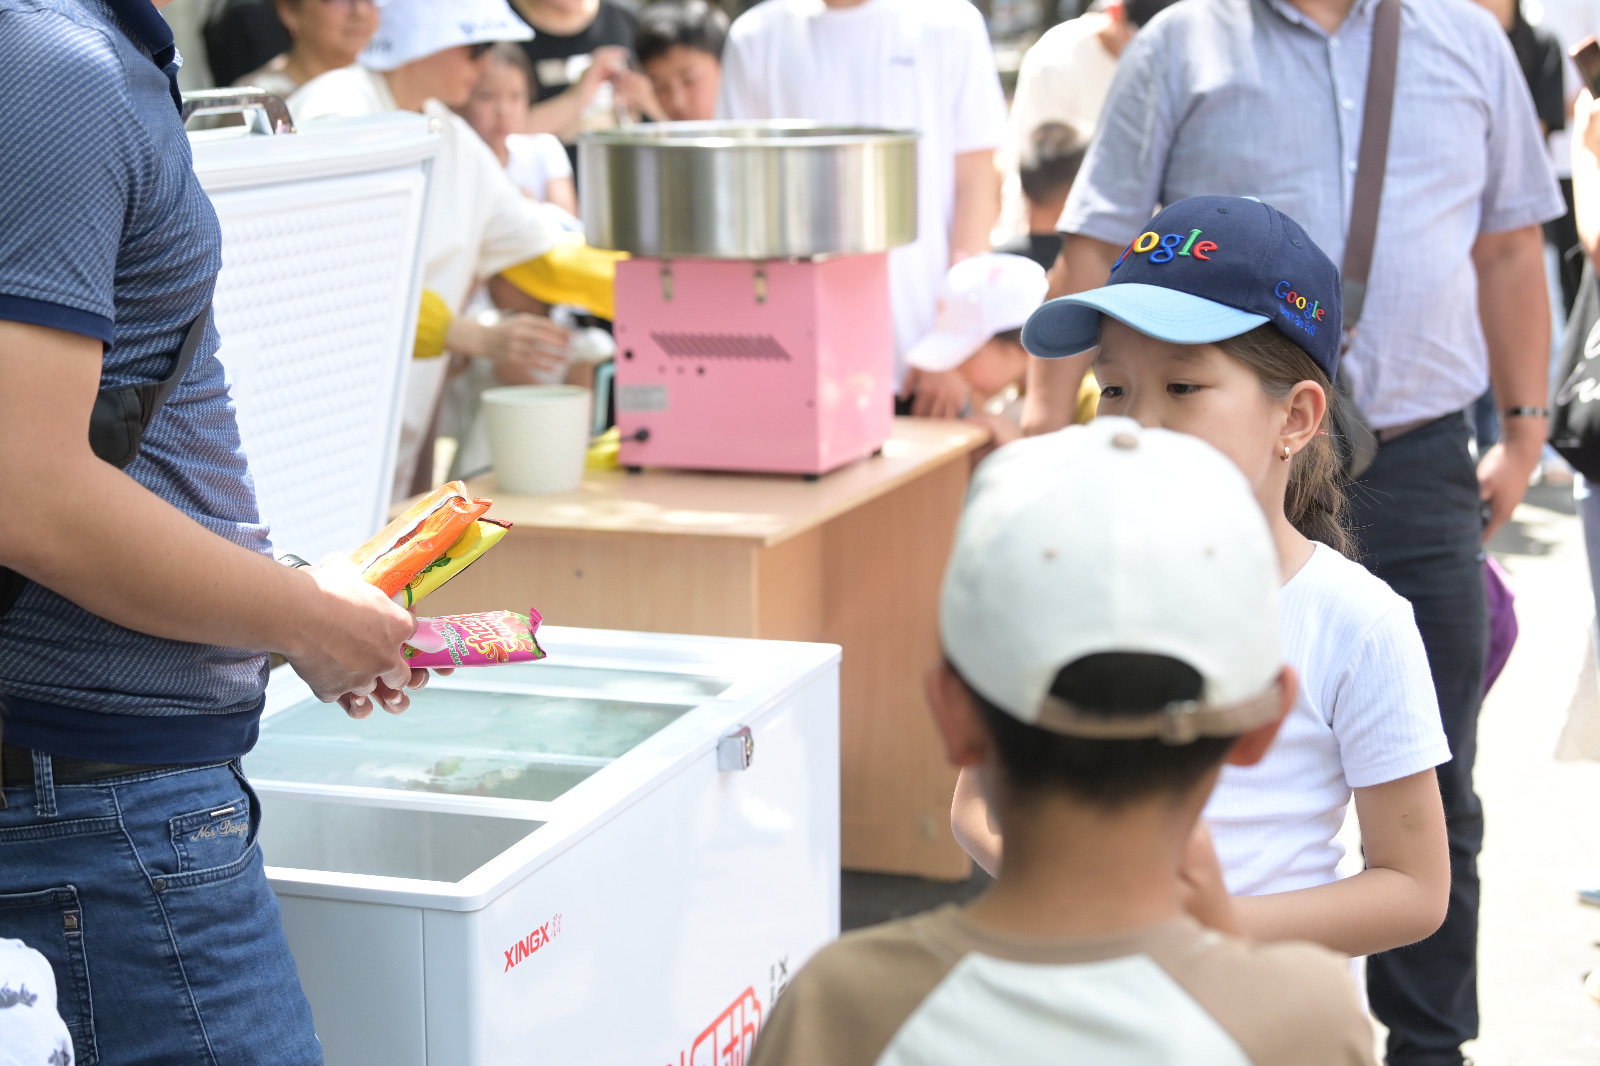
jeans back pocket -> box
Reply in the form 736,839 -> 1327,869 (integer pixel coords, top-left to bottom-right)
0,884 -> 98,1065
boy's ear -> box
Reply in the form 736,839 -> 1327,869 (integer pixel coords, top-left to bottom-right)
1224,664 -> 1296,767
925,661 -> 992,769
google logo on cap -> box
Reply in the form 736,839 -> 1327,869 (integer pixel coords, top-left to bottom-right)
1274,280 -> 1325,321
1112,228 -> 1220,271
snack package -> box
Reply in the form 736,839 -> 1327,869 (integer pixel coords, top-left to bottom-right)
352,481 -> 491,598
404,608 -> 546,668
400,519 -> 510,607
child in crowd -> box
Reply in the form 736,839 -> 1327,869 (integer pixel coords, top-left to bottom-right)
954,196 -> 1451,959
904,253 -> 1046,410
636,0 -> 728,122
997,121 -> 1090,273
751,416 -> 1378,1066
459,44 -> 580,217
901,253 -> 1095,440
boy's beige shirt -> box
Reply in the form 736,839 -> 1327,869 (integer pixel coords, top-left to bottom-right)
750,906 -> 1376,1066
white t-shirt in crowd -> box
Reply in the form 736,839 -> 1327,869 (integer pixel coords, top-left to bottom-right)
0,939 -> 74,1066
1205,543 -> 1451,897
504,132 -> 573,202
288,66 -> 570,501
1009,13 -> 1119,151
716,0 -> 1008,385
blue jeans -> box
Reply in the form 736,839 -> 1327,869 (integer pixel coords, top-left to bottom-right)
1353,414 -> 1488,1066
0,757 -> 321,1066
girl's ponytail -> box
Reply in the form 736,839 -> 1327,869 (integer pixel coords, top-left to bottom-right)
1217,326 -> 1354,558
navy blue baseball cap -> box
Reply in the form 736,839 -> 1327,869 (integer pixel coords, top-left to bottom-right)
1022,196 -> 1343,380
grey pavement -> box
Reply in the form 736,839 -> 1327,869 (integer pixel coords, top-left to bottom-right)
1465,480 -> 1600,1065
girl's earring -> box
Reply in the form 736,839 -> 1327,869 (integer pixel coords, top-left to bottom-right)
1281,444 -> 1292,462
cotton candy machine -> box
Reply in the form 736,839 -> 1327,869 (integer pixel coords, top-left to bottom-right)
580,121 -> 917,476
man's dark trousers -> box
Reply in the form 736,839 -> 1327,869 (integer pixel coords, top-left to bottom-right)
1352,413 -> 1488,1066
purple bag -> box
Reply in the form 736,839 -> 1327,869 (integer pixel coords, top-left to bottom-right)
1483,555 -> 1518,696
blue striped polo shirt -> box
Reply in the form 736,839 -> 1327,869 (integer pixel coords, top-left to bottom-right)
0,0 -> 274,763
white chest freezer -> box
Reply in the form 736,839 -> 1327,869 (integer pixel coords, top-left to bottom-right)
189,99 -> 437,563
247,627 -> 840,1066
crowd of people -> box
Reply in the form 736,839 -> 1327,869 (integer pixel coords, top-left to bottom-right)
1,0 -> 1598,1063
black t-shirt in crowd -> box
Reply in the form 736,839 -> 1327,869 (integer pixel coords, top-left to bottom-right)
514,0 -> 639,103
512,0 -> 640,170
1507,16 -> 1566,136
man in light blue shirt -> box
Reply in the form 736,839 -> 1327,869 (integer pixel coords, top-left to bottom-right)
1022,0 -> 1564,1062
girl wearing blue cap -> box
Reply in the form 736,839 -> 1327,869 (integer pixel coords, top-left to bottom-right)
953,196 -> 1452,960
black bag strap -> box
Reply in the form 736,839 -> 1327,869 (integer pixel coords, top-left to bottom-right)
1342,0 -> 1402,334
149,303 -> 209,415
87,305 -> 210,471
0,305 -> 211,618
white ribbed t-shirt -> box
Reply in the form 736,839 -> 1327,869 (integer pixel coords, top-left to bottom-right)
1205,543 -> 1451,897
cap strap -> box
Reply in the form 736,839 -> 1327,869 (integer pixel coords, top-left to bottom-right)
1034,688 -> 1281,746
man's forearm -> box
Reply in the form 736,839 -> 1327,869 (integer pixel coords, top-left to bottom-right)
1475,225 -> 1550,450
1,455 -> 323,658
949,149 -> 1000,262
1022,234 -> 1121,435
525,87 -> 588,141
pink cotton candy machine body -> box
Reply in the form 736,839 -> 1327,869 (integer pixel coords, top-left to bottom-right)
580,121 -> 918,476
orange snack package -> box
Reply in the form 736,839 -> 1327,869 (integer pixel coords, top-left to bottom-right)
351,481 -> 492,598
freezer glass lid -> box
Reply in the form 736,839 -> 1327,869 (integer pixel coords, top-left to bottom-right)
248,679 -> 700,802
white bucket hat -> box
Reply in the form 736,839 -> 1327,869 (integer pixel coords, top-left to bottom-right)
940,417 -> 1284,744
362,0 -> 534,72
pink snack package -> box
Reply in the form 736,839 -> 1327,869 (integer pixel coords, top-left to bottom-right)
403,608 -> 547,668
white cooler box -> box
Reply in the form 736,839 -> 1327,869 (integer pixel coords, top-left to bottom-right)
189,102 -> 437,562
247,628 -> 840,1066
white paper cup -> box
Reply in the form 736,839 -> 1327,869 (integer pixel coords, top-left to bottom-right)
482,385 -> 592,495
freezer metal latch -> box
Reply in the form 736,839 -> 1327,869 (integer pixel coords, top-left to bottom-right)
718,727 -> 754,772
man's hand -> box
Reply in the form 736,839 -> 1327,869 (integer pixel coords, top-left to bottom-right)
578,46 -> 629,106
610,68 -> 665,122
1478,420 -> 1545,540
482,313 -> 570,384
905,368 -> 971,418
285,557 -> 419,715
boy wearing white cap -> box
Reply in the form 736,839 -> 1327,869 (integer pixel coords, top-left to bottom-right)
903,252 -> 1096,431
290,0 -> 622,500
748,418 -> 1376,1066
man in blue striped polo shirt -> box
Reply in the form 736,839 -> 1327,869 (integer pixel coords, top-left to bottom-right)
0,1 -> 439,1062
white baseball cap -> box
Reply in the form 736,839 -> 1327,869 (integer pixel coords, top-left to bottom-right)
940,417 -> 1283,743
362,0 -> 534,72
907,253 -> 1050,373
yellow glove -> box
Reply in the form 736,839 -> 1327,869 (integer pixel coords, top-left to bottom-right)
499,235 -> 627,321
414,287 -> 453,359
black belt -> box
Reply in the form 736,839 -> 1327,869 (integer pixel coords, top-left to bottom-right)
1376,410 -> 1466,445
0,744 -> 180,789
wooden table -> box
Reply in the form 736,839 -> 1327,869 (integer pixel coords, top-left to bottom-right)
415,418 -> 988,879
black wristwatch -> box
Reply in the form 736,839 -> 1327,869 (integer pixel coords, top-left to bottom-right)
1503,406 -> 1549,419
